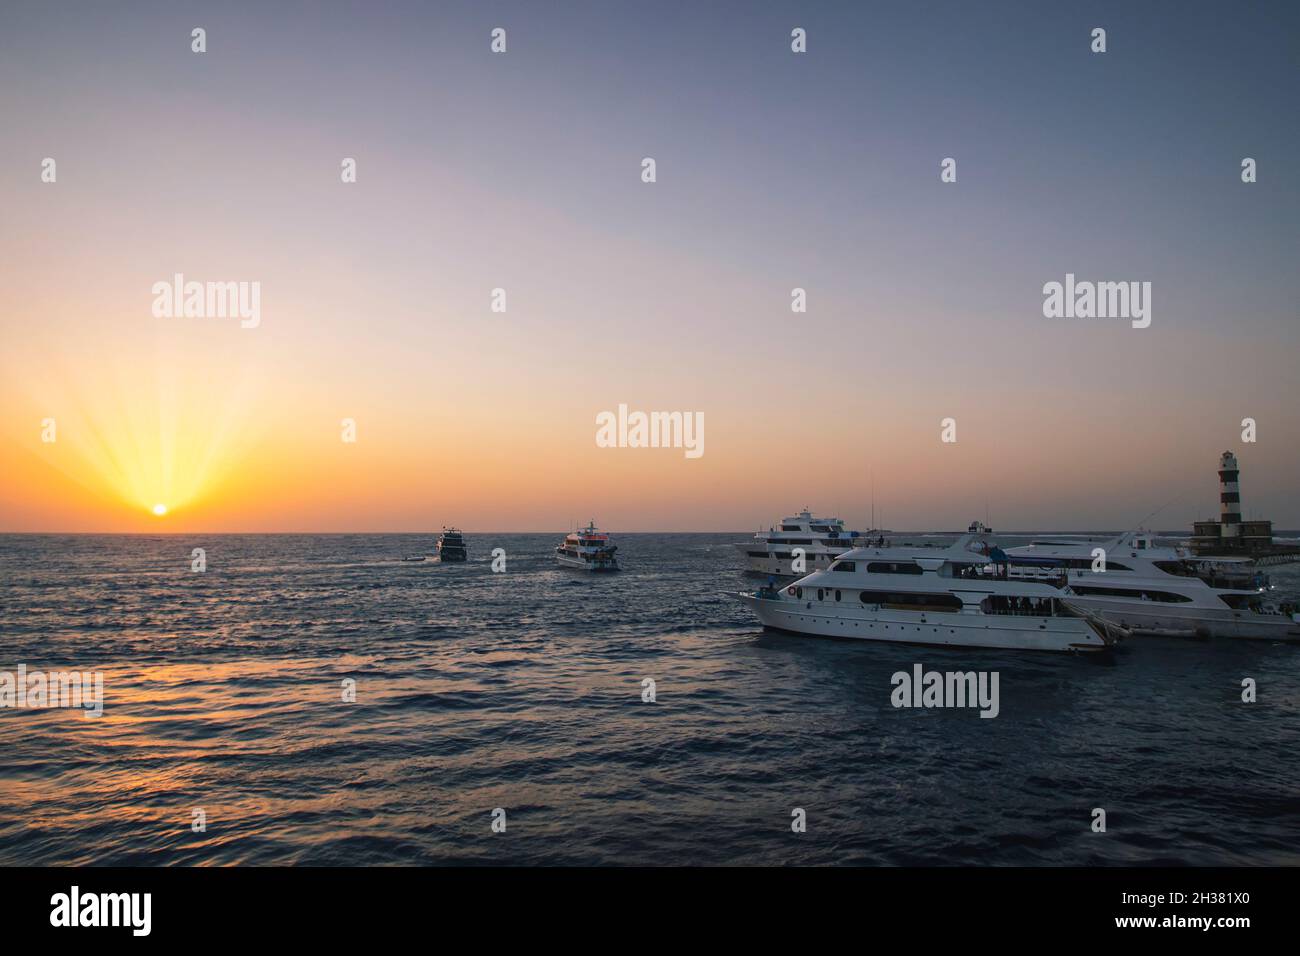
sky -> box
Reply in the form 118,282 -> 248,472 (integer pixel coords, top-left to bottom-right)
1,0 -> 1297,532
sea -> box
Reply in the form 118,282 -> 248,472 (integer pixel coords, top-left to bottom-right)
1,532 -> 1298,866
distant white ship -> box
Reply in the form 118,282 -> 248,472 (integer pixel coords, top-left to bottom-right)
1005,531 -> 1300,640
736,509 -> 880,576
556,522 -> 620,572
738,534 -> 1119,652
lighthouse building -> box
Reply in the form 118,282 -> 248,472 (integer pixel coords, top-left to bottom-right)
1191,452 -> 1274,555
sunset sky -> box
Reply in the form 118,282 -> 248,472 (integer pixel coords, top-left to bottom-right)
2,1 -> 1297,533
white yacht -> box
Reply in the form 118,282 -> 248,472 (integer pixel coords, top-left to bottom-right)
556,521 -> 620,572
738,534 -> 1120,652
1005,531 -> 1300,641
736,509 -> 879,576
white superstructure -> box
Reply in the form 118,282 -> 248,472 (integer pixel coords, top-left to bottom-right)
737,534 -> 1119,652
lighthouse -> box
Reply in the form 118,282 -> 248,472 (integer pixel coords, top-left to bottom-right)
1218,451 -> 1241,540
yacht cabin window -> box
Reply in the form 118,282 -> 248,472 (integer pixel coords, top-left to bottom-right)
866,561 -> 923,575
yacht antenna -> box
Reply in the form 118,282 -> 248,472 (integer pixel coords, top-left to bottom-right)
1126,497 -> 1180,536
870,469 -> 875,530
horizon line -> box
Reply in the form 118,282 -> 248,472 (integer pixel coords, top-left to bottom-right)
0,528 -> 1239,537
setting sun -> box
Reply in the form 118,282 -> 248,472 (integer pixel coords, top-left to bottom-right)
152,504 -> 167,516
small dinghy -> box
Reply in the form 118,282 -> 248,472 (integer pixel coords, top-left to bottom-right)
1129,625 -> 1203,639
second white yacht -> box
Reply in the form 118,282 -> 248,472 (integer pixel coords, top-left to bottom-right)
1005,531 -> 1300,641
738,534 -> 1120,652
736,509 -> 878,576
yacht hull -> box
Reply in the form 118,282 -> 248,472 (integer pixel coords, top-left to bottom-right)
738,594 -> 1109,652
1064,595 -> 1300,641
557,554 -> 619,572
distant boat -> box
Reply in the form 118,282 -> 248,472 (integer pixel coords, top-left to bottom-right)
435,528 -> 468,562
556,521 -> 620,572
402,555 -> 427,562
735,508 -> 870,576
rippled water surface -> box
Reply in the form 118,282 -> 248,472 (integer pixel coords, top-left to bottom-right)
2,533 -> 1298,866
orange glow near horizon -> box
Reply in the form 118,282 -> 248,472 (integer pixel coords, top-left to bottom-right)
5,337 -> 1299,535
5,233 -> 1296,533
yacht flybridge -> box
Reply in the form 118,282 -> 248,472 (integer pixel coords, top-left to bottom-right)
737,509 -> 877,576
556,522 -> 620,572
1005,531 -> 1300,641
738,534 -> 1121,652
